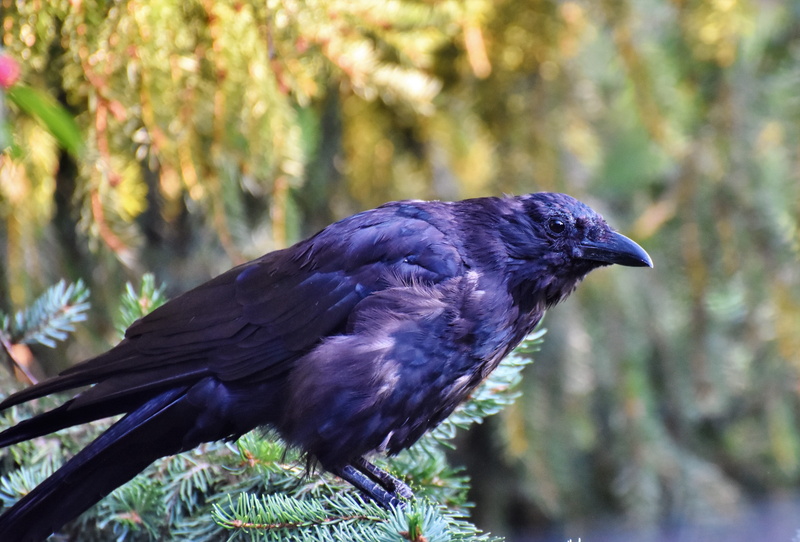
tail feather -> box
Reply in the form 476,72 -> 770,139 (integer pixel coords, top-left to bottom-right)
0,387 -> 195,542
0,373 -> 96,411
0,397 -> 130,448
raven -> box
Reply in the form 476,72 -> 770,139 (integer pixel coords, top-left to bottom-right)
0,193 -> 651,540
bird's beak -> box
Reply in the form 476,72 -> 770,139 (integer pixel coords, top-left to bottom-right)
580,231 -> 653,268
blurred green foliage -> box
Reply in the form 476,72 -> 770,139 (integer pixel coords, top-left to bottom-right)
1,0 -> 800,538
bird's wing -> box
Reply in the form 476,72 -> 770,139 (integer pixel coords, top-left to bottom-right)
0,204 -> 465,409
281,268 -> 519,465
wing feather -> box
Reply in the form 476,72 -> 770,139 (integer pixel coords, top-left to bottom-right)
0,203 -> 466,411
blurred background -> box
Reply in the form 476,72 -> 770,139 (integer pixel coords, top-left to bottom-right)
1,0 -> 799,540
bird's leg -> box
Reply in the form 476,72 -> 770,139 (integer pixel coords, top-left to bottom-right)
331,457 -> 414,508
332,463 -> 405,509
352,456 -> 414,500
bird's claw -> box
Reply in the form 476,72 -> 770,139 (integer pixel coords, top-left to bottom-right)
334,458 -> 414,508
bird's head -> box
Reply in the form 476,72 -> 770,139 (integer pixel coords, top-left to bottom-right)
499,192 -> 652,307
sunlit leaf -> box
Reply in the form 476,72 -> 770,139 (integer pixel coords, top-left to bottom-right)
6,85 -> 82,157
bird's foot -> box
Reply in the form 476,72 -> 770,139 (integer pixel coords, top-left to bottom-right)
353,456 -> 414,499
332,457 -> 414,508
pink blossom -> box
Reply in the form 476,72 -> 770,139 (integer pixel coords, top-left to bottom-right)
0,55 -> 20,89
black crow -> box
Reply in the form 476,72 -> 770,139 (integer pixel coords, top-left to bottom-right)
0,193 -> 652,540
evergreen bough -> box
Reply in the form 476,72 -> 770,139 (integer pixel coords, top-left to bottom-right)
0,279 -> 90,349
0,275 -> 545,541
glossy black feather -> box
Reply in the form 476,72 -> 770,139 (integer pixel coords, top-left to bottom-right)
0,193 -> 651,540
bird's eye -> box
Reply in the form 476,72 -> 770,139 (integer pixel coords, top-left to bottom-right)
548,218 -> 566,234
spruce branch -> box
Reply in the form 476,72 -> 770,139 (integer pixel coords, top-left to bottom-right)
212,492 -> 386,540
0,279 -> 90,383
115,273 -> 168,336
213,493 -> 501,542
1,279 -> 90,349
96,477 -> 166,540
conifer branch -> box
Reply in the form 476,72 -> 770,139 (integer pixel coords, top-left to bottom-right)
1,279 -> 90,349
114,273 -> 168,336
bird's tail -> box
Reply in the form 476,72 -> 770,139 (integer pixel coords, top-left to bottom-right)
0,396 -> 131,448
0,387 -> 197,542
